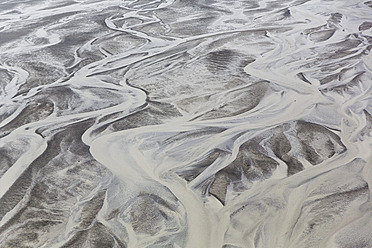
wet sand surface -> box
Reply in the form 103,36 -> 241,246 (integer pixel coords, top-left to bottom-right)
0,0 -> 372,247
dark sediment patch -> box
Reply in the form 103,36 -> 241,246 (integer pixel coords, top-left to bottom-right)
0,120 -> 111,247
359,21 -> 372,31
309,29 -> 336,42
16,61 -> 65,94
92,100 -> 182,136
209,139 -> 279,204
270,125 -> 304,175
296,120 -> 346,165
0,99 -> 54,134
205,49 -> 242,72
176,149 -> 223,182
60,222 -> 127,248
197,81 -> 269,120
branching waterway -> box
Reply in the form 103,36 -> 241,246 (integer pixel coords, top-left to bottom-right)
0,0 -> 372,247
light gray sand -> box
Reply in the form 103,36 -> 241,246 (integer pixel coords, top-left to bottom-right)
0,0 -> 372,247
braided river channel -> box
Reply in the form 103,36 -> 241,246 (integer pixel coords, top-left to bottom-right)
0,0 -> 372,247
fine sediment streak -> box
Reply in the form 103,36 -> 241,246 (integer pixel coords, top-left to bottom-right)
0,0 -> 372,247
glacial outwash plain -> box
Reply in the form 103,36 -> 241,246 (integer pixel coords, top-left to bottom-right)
0,0 -> 372,247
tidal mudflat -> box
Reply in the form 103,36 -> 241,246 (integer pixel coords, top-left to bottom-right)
0,0 -> 372,247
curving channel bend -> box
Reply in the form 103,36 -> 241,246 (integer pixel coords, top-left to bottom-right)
0,0 -> 372,247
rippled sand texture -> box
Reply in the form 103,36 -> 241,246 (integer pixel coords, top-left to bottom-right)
1,0 -> 372,247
